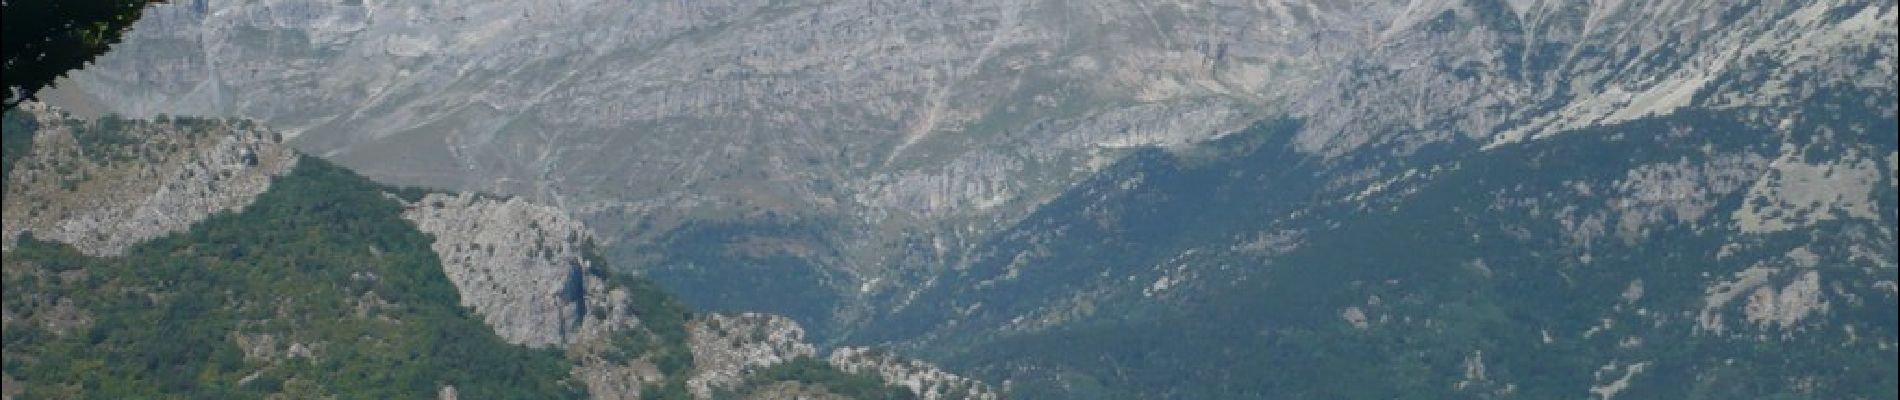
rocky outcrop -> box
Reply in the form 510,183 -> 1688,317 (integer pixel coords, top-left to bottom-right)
571,363 -> 659,400
738,381 -> 851,400
1741,270 -> 1827,330
1588,361 -> 1650,400
1,103 -> 297,256
684,313 -> 817,399
400,192 -> 638,348
400,193 -> 988,399
1731,146 -> 1888,234
828,347 -> 999,400
403,192 -> 696,399
1535,150 -> 1773,250
680,313 -> 995,399
1697,259 -> 1834,337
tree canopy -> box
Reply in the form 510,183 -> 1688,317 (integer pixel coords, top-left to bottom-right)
3,0 -> 158,110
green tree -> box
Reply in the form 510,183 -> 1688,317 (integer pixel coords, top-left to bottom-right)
3,0 -> 160,109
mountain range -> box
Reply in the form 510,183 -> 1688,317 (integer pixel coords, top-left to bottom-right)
12,0 -> 1898,398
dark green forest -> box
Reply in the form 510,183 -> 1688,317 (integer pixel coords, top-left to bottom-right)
628,218 -> 848,343
859,83 -> 1899,398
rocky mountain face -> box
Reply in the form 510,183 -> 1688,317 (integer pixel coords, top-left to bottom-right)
827,347 -> 999,400
401,192 -> 638,348
834,4 -> 1897,396
1288,0 -> 1895,158
397,184 -> 998,399
55,0 -> 1413,336
683,313 -> 818,398
1,103 -> 297,256
1,105 -> 993,399
41,0 -> 1900,398
57,0 -> 1899,345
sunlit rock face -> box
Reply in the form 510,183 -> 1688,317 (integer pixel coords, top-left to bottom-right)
3,103 -> 298,256
684,313 -> 816,399
401,192 -> 638,348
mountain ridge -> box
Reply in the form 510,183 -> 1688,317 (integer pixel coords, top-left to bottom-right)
53,2 -> 1897,345
1,104 -> 994,399
27,0 -> 1900,397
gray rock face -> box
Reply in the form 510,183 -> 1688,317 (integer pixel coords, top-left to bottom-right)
570,356 -> 662,400
2,103 -> 297,256
828,347 -> 998,400
62,0 -> 1384,206
400,192 -> 637,347
58,4 -> 1896,335
685,313 -> 818,399
1292,0 -> 1895,159
681,313 -> 994,399
54,0 -> 1410,325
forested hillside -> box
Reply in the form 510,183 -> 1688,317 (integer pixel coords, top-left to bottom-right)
1,109 -> 952,399
25,0 -> 1897,398
864,83 -> 1898,398
3,152 -> 587,397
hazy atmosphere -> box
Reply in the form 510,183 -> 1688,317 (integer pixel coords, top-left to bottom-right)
4,0 -> 1896,398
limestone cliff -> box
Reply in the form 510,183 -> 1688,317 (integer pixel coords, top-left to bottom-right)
58,1 -> 1897,344
2,103 -> 297,256
400,192 -> 639,348
399,193 -> 990,399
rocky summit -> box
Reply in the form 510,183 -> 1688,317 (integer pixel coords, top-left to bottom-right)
2,103 -> 297,256
402,192 -> 636,348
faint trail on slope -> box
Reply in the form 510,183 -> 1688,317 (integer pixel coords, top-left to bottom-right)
886,3 -> 1024,166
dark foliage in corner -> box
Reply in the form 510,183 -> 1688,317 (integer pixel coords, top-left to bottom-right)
2,0 -> 159,109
